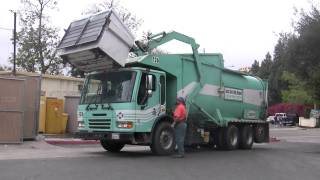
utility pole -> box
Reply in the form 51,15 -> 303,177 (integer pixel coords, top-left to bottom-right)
13,11 -> 17,76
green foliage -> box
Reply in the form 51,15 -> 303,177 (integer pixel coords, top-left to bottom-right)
257,52 -> 273,80
267,34 -> 289,105
249,60 -> 259,76
250,4 -> 320,105
13,0 -> 63,75
281,71 -> 312,104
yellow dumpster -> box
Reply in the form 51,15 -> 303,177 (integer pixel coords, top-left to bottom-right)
45,98 -> 65,134
38,96 -> 46,133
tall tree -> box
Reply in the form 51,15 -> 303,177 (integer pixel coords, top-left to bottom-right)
268,34 -> 289,105
292,6 -> 320,104
267,5 -> 320,106
281,71 -> 312,104
249,60 -> 260,76
258,52 -> 273,80
13,0 -> 63,74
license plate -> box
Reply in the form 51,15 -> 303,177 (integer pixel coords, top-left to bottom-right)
112,133 -> 120,140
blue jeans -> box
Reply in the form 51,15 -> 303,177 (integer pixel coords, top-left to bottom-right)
175,122 -> 187,155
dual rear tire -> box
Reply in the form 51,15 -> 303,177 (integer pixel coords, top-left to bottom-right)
217,125 -> 253,150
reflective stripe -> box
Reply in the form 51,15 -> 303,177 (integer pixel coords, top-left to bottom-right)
177,81 -> 197,99
199,84 -> 220,96
243,89 -> 263,106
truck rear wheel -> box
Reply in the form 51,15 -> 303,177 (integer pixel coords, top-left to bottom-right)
254,124 -> 267,143
100,140 -> 125,152
151,122 -> 175,155
216,128 -> 226,150
239,125 -> 253,149
224,125 -> 239,150
217,125 -> 239,150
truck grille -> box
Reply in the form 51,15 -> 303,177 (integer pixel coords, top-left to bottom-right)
88,119 -> 111,129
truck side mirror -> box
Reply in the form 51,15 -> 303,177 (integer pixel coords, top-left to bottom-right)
146,74 -> 153,90
145,74 -> 154,98
147,89 -> 153,97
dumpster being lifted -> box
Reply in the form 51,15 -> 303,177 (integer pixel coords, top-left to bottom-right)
57,11 -> 135,72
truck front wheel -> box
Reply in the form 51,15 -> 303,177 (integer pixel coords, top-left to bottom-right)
100,140 -> 125,152
151,122 -> 175,155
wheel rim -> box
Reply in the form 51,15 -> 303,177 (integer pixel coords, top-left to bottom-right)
257,127 -> 264,137
230,129 -> 238,146
246,130 -> 253,144
159,130 -> 173,150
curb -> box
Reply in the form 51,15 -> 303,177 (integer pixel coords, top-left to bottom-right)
45,139 -> 100,145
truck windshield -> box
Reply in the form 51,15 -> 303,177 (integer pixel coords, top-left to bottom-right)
80,71 -> 136,104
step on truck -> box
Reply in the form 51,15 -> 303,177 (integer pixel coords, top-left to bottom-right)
57,11 -> 269,155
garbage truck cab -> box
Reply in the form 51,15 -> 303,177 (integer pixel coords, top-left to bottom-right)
77,67 -> 171,152
58,11 -> 269,155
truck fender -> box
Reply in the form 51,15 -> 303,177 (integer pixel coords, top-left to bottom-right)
150,115 -> 174,141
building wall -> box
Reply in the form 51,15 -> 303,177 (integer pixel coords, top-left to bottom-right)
41,77 -> 84,99
0,71 -> 84,100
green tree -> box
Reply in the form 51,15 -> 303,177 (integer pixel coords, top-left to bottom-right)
258,52 -> 273,80
281,71 -> 312,104
268,34 -> 289,105
278,6 -> 320,105
13,0 -> 63,74
249,60 -> 260,76
291,6 -> 320,103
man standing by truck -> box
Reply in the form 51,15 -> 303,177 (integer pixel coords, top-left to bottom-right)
172,97 -> 187,158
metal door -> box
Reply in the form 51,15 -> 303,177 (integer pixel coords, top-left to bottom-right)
0,77 -> 25,143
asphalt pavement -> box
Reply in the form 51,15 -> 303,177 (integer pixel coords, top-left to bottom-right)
0,127 -> 320,180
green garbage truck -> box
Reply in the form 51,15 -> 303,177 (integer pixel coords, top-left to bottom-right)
57,11 -> 269,155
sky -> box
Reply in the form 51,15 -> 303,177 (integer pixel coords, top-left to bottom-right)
0,0 -> 314,70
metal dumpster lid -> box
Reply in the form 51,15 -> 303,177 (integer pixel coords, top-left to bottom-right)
58,11 -> 112,49
57,11 -> 135,72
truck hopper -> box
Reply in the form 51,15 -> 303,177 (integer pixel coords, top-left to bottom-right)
57,11 -> 135,72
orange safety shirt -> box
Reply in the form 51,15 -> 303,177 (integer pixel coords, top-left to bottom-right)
173,103 -> 187,122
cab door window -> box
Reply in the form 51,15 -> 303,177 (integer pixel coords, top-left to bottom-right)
160,75 -> 165,105
137,73 -> 156,105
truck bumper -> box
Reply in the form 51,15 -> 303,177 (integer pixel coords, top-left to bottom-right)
75,131 -> 134,143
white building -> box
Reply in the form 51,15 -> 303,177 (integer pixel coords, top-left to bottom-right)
0,71 -> 84,99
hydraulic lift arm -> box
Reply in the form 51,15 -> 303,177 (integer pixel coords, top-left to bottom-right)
132,31 -> 204,86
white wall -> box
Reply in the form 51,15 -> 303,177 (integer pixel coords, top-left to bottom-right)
41,77 -> 84,99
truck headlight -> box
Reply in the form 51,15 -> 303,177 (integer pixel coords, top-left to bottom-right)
117,121 -> 133,129
78,121 -> 85,128
77,112 -> 84,128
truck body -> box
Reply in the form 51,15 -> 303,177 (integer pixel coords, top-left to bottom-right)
58,11 -> 269,154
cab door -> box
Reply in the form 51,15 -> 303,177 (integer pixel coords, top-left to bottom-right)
135,72 -> 161,132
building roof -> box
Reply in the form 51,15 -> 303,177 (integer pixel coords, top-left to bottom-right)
0,71 -> 84,82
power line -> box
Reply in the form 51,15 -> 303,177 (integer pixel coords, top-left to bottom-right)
0,27 -> 12,31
